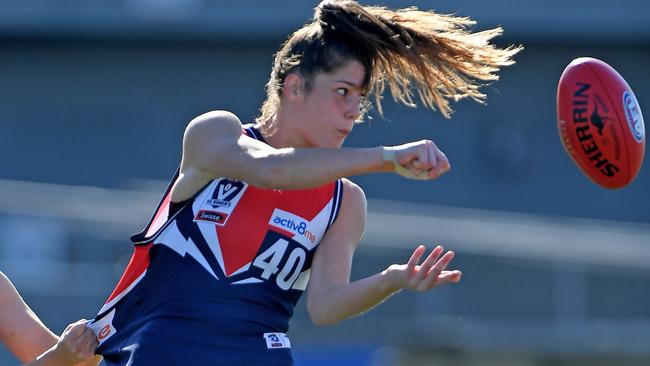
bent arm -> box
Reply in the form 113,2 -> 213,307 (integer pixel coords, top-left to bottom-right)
305,180 -> 461,325
0,272 -> 101,366
172,110 -> 438,201
28,320 -> 100,366
29,355 -> 102,366
0,272 -> 58,363
306,180 -> 398,325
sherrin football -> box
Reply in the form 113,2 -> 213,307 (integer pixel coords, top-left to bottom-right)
557,57 -> 645,189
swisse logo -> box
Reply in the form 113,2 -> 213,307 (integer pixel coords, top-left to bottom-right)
572,82 -> 620,177
623,91 -> 645,143
195,210 -> 227,224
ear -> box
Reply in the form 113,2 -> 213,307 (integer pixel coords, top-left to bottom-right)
283,73 -> 305,102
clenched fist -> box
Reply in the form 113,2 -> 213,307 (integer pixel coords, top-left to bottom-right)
382,140 -> 451,180
32,319 -> 98,366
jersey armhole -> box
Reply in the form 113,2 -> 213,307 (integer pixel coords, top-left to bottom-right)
129,166 -> 209,245
131,124 -> 263,245
129,166 -> 179,244
325,179 -> 344,231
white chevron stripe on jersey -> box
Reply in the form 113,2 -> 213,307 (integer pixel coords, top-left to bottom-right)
155,222 -> 218,279
195,220 -> 227,277
98,271 -> 147,315
231,277 -> 263,285
195,218 -> 254,277
229,262 -> 252,277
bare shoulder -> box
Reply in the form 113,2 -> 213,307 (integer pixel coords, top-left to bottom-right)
0,271 -> 15,304
180,110 -> 243,178
184,110 -> 243,143
340,178 -> 366,209
0,271 -> 9,286
174,110 -> 248,201
333,178 -> 367,236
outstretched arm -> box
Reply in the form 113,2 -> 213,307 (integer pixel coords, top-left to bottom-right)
170,110 -> 451,201
305,180 -> 462,325
0,272 -> 100,366
27,320 -> 99,366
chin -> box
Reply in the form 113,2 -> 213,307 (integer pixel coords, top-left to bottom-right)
330,139 -> 346,148
312,136 -> 346,148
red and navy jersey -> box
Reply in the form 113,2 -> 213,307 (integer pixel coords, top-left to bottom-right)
91,124 -> 343,354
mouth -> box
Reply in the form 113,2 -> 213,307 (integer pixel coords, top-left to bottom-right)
336,129 -> 351,138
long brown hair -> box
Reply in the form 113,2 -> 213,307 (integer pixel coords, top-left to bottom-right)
257,0 -> 522,128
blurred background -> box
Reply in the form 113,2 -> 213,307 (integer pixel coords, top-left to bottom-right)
1,0 -> 649,365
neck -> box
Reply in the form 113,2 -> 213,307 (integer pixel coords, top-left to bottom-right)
260,106 -> 312,148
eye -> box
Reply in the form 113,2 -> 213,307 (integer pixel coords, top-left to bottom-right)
336,88 -> 348,96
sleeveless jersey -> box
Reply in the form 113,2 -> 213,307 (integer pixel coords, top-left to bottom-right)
89,124 -> 343,366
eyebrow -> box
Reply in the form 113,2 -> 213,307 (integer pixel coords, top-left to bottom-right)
335,80 -> 363,90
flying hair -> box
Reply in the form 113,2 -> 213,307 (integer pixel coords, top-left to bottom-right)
257,0 -> 522,128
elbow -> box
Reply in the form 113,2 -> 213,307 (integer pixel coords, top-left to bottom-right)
254,161 -> 289,190
308,309 -> 339,326
306,298 -> 342,326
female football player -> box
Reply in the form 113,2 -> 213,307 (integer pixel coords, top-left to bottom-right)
90,1 -> 521,365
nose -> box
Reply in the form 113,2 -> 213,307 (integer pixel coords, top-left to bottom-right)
344,95 -> 362,122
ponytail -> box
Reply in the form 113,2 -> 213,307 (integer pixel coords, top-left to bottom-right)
257,0 -> 522,127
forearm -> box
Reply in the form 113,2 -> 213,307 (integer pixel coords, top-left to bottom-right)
26,346 -> 64,366
250,146 -> 392,189
24,345 -> 101,366
308,269 -> 400,325
74,356 -> 102,366
0,273 -> 59,364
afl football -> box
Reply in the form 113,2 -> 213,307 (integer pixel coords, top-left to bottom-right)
557,57 -> 645,189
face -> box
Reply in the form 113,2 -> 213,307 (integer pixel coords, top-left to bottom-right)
292,59 -> 366,148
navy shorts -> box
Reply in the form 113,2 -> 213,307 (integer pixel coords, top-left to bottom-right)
98,316 -> 294,366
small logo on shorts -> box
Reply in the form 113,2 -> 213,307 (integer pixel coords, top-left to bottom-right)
263,332 -> 291,349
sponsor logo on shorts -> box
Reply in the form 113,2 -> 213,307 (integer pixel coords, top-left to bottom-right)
263,332 -> 291,349
623,91 -> 645,142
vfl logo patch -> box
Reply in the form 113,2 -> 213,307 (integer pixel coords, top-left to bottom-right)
208,180 -> 244,208
207,199 -> 231,208
263,332 -> 291,349
194,210 -> 227,224
194,179 -> 246,226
